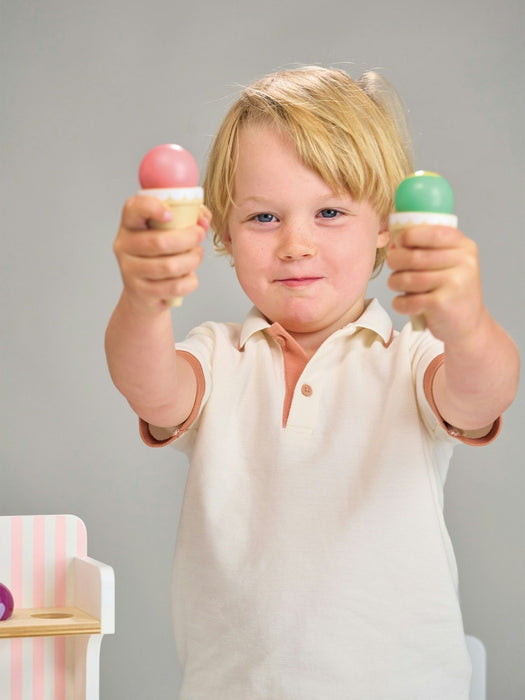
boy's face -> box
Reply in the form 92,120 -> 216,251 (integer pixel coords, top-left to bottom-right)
225,125 -> 390,351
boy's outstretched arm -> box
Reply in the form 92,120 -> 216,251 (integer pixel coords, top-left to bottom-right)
387,225 -> 520,432
105,195 -> 209,430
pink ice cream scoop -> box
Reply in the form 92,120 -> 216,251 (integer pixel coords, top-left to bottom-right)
137,144 -> 204,307
138,144 -> 200,189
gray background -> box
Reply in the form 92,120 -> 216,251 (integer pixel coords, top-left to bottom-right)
2,0 -> 523,697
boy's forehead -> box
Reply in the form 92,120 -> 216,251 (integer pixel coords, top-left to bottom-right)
234,126 -> 296,180
237,122 -> 290,151
236,123 -> 349,194
233,128 -> 336,198
234,125 -> 357,202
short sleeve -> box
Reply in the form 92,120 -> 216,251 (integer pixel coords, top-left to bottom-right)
138,323 -> 219,450
408,326 -> 501,446
422,354 -> 501,446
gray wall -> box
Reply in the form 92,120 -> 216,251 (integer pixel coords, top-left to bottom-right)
2,0 -> 523,697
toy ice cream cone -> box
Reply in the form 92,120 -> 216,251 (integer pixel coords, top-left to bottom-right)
389,171 -> 457,330
137,144 -> 204,307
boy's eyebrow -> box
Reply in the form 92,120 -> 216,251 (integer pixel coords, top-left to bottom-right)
236,195 -> 272,206
236,192 -> 355,207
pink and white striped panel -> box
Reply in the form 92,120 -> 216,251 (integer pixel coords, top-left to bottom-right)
0,515 -> 87,700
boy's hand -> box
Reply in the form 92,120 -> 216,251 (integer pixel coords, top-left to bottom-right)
386,225 -> 485,343
113,196 -> 210,315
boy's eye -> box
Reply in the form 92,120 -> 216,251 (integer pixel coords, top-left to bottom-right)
319,209 -> 340,218
253,213 -> 277,223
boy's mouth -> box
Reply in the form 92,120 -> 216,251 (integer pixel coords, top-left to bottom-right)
276,277 -> 323,288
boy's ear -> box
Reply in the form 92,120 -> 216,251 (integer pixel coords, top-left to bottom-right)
223,227 -> 233,254
377,218 -> 391,249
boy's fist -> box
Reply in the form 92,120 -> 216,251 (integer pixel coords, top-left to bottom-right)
113,196 -> 210,314
386,225 -> 484,343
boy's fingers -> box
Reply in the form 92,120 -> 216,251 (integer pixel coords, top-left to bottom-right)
121,195 -> 173,230
130,247 -> 204,281
198,204 -> 212,222
387,246 -> 461,272
388,269 -> 442,294
393,225 -> 462,249
391,291 -> 434,319
116,228 -> 205,260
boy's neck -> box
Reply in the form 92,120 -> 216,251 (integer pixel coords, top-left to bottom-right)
272,299 -> 370,359
286,329 -> 332,360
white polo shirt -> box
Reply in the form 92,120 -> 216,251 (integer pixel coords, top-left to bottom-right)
140,299 -> 499,700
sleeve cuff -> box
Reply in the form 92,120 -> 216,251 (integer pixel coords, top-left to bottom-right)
423,354 -> 502,446
139,350 -> 206,448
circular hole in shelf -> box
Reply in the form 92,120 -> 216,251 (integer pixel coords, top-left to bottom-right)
31,612 -> 74,619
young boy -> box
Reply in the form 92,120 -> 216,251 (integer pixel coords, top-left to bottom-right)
105,67 -> 519,699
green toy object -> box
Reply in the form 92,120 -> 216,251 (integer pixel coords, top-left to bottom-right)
389,170 -> 458,331
394,171 -> 454,214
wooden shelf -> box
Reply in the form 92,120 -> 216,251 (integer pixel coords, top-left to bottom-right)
0,607 -> 101,639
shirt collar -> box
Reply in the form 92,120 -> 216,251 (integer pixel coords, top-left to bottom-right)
239,307 -> 273,349
238,298 -> 394,350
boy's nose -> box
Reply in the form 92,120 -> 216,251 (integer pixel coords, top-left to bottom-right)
277,222 -> 317,260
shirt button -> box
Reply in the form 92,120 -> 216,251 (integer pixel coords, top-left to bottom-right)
301,383 -> 313,397
275,336 -> 286,347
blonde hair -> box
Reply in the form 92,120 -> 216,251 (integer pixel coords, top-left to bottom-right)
203,66 -> 414,275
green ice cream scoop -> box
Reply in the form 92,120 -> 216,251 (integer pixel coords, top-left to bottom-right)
394,171 -> 454,214
389,171 -> 457,331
